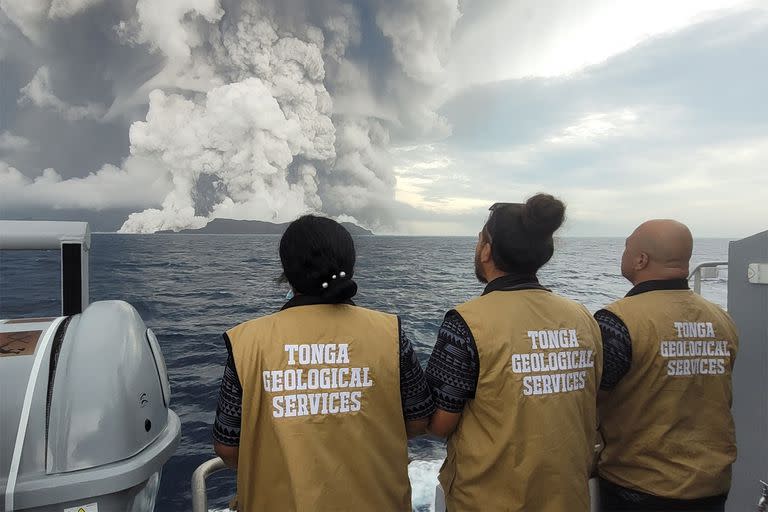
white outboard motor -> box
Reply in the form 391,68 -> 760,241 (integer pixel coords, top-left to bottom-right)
0,221 -> 181,512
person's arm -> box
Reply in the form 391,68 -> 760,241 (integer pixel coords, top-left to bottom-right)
424,310 -> 479,438
214,442 -> 239,469
212,335 -> 242,470
429,409 -> 462,438
398,319 -> 436,437
406,417 -> 430,438
593,309 -> 632,394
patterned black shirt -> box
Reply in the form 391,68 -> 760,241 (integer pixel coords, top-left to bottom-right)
594,309 -> 632,390
594,278 -> 691,390
425,273 -> 545,413
424,310 -> 479,413
213,302 -> 435,446
594,278 -> 728,507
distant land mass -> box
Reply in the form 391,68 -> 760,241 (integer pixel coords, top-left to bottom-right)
157,218 -> 374,236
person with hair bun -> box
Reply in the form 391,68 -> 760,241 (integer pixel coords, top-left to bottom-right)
425,193 -> 603,511
212,215 -> 434,511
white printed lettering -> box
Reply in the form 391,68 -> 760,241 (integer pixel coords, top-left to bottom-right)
272,396 -> 284,418
528,331 -> 539,349
350,391 -> 362,411
298,345 -> 311,365
297,394 -> 309,416
285,345 -> 299,365
337,344 -> 350,364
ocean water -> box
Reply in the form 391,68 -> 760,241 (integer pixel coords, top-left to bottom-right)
0,235 -> 730,511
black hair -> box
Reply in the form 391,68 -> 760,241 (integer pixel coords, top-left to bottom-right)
279,215 -> 358,302
484,193 -> 566,274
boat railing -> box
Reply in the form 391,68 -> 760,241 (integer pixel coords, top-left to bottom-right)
688,261 -> 728,294
191,457 -> 230,512
758,480 -> 768,512
0,220 -> 90,315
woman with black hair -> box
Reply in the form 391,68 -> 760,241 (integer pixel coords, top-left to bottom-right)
212,215 -> 434,511
425,193 -> 603,512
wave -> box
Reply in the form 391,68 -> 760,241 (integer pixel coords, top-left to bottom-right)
208,459 -> 444,512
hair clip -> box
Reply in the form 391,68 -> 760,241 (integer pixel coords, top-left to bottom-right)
339,271 -> 346,278
332,274 -> 337,280
322,282 -> 329,289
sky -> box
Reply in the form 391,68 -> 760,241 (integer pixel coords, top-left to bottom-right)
1,0 -> 766,236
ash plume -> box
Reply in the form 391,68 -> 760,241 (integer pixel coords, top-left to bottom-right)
0,0 -> 460,232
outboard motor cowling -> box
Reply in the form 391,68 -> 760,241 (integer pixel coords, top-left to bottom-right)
0,221 -> 180,512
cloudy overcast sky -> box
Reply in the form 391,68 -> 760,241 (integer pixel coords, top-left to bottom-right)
1,0 -> 766,236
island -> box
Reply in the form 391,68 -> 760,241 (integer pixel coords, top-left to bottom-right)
157,218 -> 374,236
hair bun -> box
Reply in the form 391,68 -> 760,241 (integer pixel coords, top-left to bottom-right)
521,193 -> 565,236
322,279 -> 358,301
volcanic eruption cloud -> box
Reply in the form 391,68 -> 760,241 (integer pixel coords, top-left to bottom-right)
0,0 -> 460,232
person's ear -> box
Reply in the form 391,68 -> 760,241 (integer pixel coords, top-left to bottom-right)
636,252 -> 649,271
480,240 -> 493,263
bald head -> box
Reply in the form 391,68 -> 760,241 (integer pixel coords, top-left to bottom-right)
621,219 -> 693,285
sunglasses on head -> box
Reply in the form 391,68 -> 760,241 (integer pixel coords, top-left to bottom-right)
488,202 -> 522,211
484,202 -> 525,242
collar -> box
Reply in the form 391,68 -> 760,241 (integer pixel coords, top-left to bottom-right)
482,273 -> 549,296
280,294 -> 355,311
626,278 -> 690,297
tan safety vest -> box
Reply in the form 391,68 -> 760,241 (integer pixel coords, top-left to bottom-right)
227,304 -> 411,511
440,289 -> 603,512
599,289 -> 738,499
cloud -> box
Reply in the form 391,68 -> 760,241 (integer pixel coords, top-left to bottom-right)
0,0 -> 50,44
375,0 -> 461,84
119,79 -> 329,233
547,109 -> 641,145
441,0 -> 764,100
1,0 -> 462,232
388,7 -> 768,237
132,0 -> 224,69
19,66 -> 106,121
392,133 -> 768,236
0,156 -> 171,211
0,0 -> 107,44
393,144 -> 478,214
48,0 -> 105,19
0,131 -> 33,152
557,136 -> 768,236
114,0 -> 462,232
2,0 -> 766,237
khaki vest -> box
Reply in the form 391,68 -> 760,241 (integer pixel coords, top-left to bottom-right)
599,290 -> 738,499
228,304 -> 411,511
440,289 -> 603,512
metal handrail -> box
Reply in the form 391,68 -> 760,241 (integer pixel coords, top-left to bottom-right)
757,480 -> 768,511
688,261 -> 728,294
191,457 -> 230,512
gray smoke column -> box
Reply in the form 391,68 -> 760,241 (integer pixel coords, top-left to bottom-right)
0,0 -> 460,232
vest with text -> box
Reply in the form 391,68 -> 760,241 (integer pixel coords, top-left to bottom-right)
440,289 -> 603,512
227,304 -> 411,512
599,289 -> 738,499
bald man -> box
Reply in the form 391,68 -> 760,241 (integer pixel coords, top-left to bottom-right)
595,220 -> 738,511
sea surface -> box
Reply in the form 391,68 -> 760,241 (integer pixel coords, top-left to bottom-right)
0,235 -> 730,511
